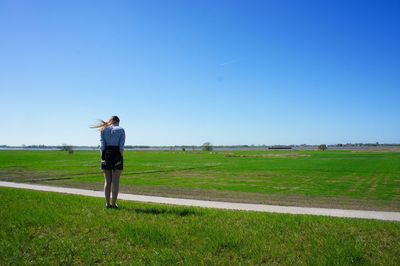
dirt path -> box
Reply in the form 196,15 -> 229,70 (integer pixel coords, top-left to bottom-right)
1,181 -> 399,221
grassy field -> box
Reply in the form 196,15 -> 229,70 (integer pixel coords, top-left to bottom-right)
1,150 -> 399,210
1,187 -> 399,265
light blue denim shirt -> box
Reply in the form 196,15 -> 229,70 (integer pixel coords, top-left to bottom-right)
100,126 -> 125,151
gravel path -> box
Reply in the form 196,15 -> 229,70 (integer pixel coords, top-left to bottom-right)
1,181 -> 399,221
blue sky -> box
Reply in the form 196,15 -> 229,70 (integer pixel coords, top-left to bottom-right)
1,0 -> 399,146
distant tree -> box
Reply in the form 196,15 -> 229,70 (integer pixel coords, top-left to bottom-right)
61,144 -> 74,154
318,144 -> 327,151
202,142 -> 213,151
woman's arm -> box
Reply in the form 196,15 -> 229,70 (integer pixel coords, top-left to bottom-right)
100,131 -> 106,152
119,129 -> 125,155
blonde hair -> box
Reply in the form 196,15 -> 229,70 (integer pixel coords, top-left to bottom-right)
91,116 -> 120,132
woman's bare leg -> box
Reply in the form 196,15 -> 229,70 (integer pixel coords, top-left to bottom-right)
103,170 -> 112,207
111,170 -> 122,207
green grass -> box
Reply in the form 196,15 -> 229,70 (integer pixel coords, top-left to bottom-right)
1,150 -> 400,210
1,187 -> 399,265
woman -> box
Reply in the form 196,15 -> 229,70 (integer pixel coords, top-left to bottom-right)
92,116 -> 125,208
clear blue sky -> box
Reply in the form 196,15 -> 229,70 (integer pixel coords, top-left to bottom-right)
1,0 -> 399,146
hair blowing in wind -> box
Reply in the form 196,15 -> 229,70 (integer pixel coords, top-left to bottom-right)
91,116 -> 120,132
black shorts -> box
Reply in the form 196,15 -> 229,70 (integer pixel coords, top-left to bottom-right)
101,146 -> 123,170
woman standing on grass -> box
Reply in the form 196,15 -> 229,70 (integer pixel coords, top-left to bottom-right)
92,116 -> 125,208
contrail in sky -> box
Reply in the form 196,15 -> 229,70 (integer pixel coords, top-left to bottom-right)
219,59 -> 238,66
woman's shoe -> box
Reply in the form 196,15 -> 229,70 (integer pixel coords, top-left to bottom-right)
112,204 -> 119,209
106,204 -> 112,208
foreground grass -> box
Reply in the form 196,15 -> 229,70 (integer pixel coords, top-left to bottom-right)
1,188 -> 399,265
1,150 -> 400,210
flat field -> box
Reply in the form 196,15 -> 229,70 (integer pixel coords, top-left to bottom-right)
1,187 -> 399,265
1,150 -> 399,210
